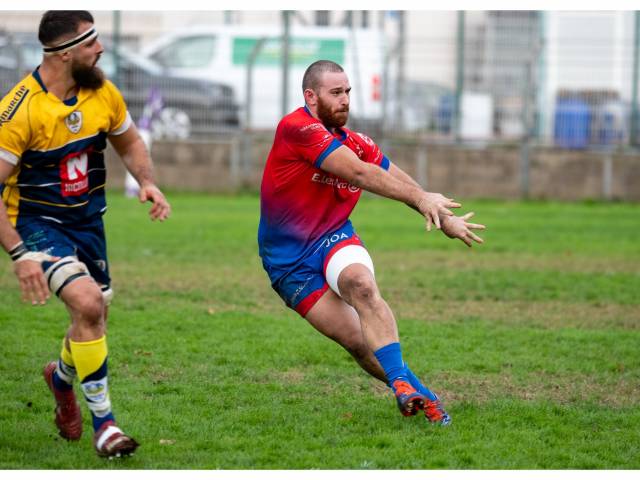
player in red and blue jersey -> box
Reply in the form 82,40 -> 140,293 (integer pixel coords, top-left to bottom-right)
258,60 -> 485,425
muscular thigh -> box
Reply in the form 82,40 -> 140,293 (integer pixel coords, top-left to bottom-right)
305,287 -> 364,346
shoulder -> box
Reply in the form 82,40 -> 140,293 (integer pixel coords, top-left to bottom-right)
0,75 -> 41,120
349,129 -> 377,148
279,108 -> 328,142
93,79 -> 125,104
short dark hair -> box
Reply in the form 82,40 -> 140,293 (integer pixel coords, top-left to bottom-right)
38,10 -> 94,46
302,60 -> 344,92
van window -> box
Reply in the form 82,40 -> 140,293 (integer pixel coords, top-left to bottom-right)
151,35 -> 216,68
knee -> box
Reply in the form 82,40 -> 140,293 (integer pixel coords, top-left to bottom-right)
69,288 -> 104,326
340,272 -> 381,308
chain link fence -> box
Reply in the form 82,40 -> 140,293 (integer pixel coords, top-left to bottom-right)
1,11 -> 639,199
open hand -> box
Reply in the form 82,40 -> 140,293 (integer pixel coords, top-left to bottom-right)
416,193 -> 461,231
14,252 -> 59,305
441,212 -> 485,247
139,184 -> 171,221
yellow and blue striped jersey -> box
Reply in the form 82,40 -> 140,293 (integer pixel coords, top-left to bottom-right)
0,68 -> 131,225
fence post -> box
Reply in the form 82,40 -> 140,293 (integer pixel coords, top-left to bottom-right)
281,10 -> 291,119
631,12 -> 640,147
602,153 -> 613,200
454,11 -> 465,144
416,140 -> 428,189
230,136 -> 241,190
112,11 -> 122,89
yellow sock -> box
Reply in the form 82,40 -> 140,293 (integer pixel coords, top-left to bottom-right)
70,335 -> 114,429
54,336 -> 77,386
69,336 -> 108,382
60,337 -> 74,367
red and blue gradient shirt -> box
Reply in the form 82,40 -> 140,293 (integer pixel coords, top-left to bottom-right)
258,106 -> 391,281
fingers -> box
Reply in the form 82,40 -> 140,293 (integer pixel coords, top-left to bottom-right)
149,197 -> 171,221
426,215 -> 432,232
433,211 -> 441,229
19,271 -> 50,305
466,222 -> 486,230
140,186 -> 171,221
461,211 -> 474,220
467,231 -> 484,244
32,272 -> 51,305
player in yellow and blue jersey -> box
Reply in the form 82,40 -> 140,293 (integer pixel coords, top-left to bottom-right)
0,11 -> 171,458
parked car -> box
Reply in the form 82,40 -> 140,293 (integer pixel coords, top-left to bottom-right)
0,33 -> 240,139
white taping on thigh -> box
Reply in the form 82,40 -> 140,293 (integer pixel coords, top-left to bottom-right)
101,286 -> 114,306
43,256 -> 89,296
325,245 -> 374,297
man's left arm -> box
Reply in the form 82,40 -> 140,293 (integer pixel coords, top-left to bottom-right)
108,124 -> 171,221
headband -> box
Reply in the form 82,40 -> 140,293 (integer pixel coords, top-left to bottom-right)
43,26 -> 98,55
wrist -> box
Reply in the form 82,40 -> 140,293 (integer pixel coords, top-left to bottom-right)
8,241 -> 28,261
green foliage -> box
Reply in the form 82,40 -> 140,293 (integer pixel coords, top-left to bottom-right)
0,193 -> 638,468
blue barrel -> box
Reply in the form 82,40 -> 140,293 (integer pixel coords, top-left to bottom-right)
554,98 -> 591,149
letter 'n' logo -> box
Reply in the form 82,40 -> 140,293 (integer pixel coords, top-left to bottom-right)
60,148 -> 91,197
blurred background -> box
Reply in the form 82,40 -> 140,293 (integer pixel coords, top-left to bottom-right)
1,10 -> 639,200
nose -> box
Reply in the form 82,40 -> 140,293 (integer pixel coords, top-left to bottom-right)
95,39 -> 104,55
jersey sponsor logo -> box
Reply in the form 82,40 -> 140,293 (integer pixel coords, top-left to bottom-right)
65,111 -> 83,134
311,172 -> 360,193
356,132 -> 375,147
0,85 -> 28,128
299,123 -> 325,133
60,148 -> 91,197
321,231 -> 350,249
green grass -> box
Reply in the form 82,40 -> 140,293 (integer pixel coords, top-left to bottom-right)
0,192 -> 639,469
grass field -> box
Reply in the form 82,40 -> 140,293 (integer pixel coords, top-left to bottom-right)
0,192 -> 638,469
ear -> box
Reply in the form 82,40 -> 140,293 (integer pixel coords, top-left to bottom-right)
303,88 -> 317,107
59,51 -> 72,63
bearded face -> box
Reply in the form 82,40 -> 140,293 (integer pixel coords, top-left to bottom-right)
316,93 -> 349,129
71,58 -> 104,90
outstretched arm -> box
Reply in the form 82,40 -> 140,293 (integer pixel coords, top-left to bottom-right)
321,145 -> 459,230
388,161 -> 485,247
108,124 -> 171,221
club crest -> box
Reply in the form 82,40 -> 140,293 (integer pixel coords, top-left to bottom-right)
65,111 -> 83,134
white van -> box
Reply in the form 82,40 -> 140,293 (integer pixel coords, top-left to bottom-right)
142,25 -> 385,130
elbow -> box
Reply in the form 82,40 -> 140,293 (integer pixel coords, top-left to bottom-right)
348,164 -> 372,189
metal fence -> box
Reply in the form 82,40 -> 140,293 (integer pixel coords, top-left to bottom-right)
1,10 -> 639,152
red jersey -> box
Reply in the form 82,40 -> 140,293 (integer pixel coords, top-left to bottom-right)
258,106 -> 390,275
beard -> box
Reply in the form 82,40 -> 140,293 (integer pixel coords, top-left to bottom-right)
71,61 -> 105,90
317,96 -> 349,129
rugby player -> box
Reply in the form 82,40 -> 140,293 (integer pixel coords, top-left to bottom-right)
258,60 -> 485,425
0,11 -> 171,457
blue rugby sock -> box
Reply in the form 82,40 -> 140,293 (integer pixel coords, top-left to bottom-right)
404,364 -> 438,401
373,342 -> 408,385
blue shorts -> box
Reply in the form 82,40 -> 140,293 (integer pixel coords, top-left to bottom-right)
17,216 -> 110,291
263,221 -> 365,317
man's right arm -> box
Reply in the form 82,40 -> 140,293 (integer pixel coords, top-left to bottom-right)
320,145 -> 460,230
0,160 -> 52,304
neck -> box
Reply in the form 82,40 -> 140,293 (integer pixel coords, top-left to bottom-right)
38,60 -> 78,100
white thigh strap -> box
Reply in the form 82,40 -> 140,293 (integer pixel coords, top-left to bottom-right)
325,245 -> 374,297
43,256 -> 89,296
